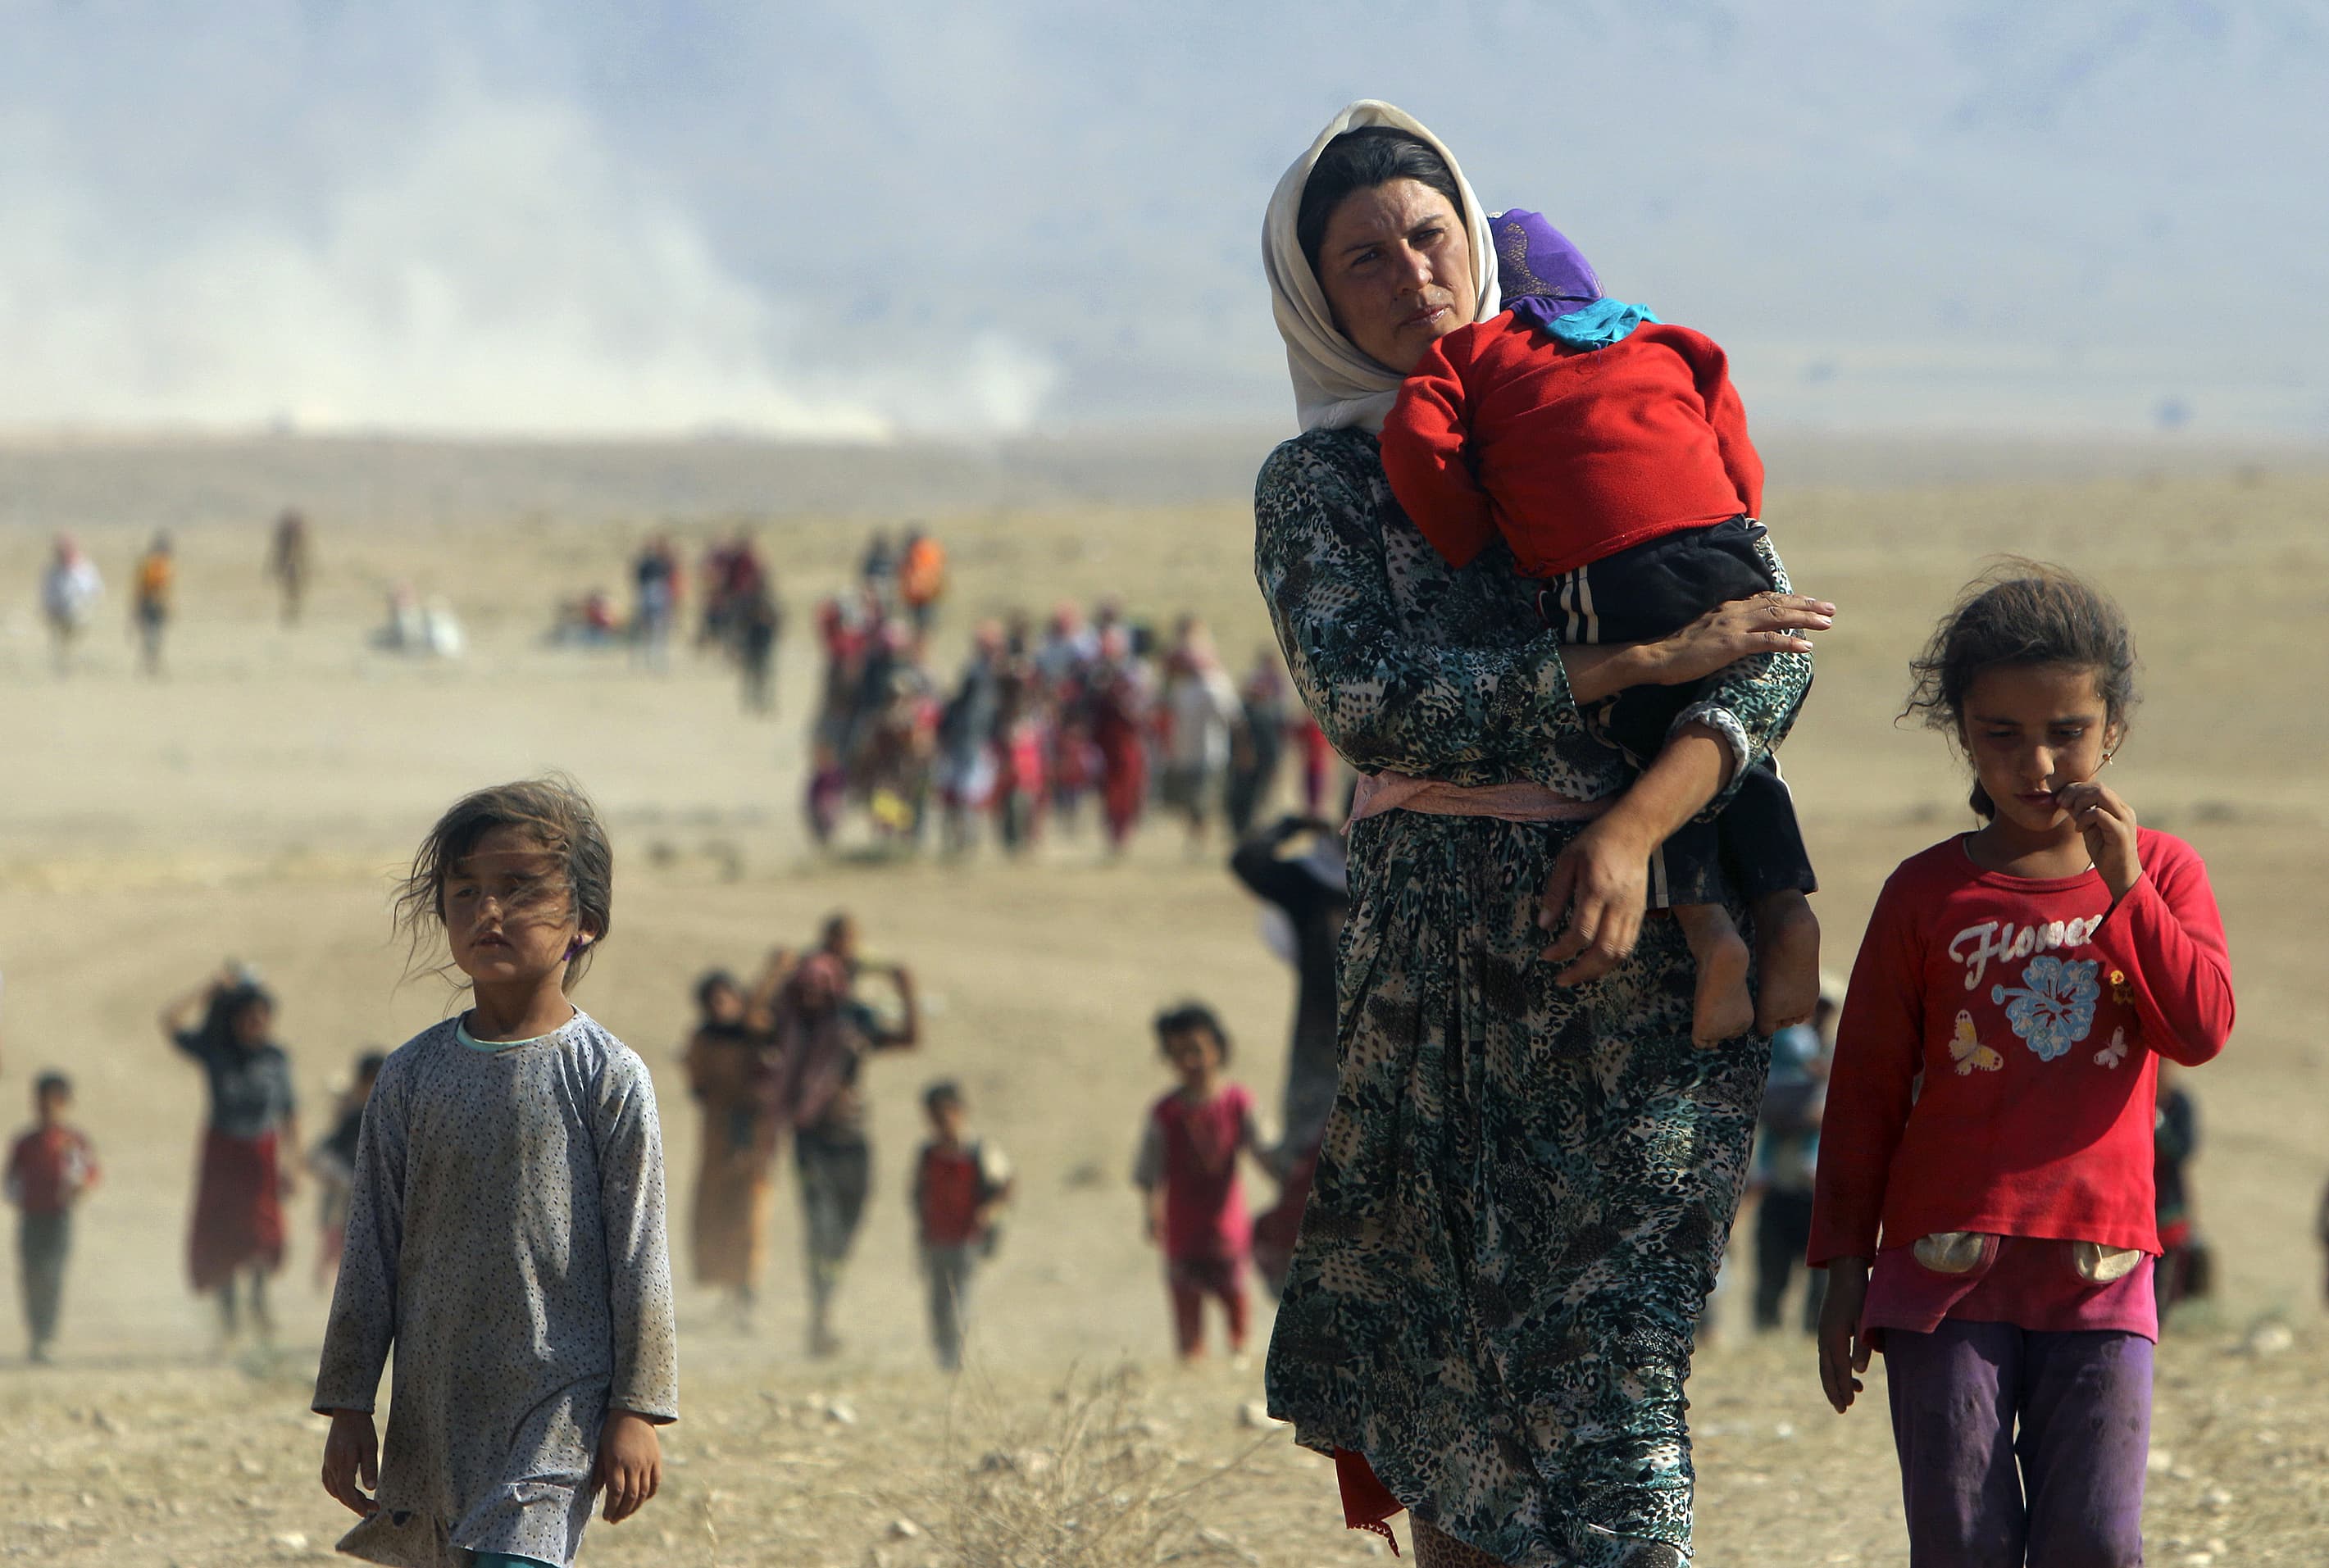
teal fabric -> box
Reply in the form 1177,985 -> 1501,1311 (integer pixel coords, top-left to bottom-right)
1545,296 -> 1658,349
471,1554 -> 557,1568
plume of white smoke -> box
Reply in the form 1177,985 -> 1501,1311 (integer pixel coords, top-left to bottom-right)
0,88 -> 1058,439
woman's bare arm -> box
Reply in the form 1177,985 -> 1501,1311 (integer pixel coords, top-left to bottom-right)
1537,724 -> 1734,984
1559,591 -> 1831,707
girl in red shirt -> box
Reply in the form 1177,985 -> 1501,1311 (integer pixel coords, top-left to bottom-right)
1809,564 -> 2233,1567
1134,1002 -> 1270,1362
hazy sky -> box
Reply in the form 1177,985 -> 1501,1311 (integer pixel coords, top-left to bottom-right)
2,2 -> 2320,439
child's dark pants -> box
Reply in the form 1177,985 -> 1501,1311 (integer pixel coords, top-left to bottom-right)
1883,1320 -> 2151,1567
17,1211 -> 70,1349
1537,518 -> 1815,907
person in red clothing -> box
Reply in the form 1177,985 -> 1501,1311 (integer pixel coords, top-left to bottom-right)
1380,208 -> 1820,1049
1134,1002 -> 1270,1362
1808,565 -> 2233,1568
909,1080 -> 1013,1372
7,1072 -> 100,1362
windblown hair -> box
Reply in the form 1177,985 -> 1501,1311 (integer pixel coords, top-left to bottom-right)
394,774 -> 613,989
1902,560 -> 2140,819
1295,125 -> 1464,282
1153,1001 -> 1232,1064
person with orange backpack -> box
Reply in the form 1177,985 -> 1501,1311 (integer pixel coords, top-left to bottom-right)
899,528 -> 947,634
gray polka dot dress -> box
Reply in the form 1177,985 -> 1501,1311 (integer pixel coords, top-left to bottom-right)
312,1011 -> 679,1567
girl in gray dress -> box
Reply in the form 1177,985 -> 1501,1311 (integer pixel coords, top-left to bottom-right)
315,778 -> 678,1568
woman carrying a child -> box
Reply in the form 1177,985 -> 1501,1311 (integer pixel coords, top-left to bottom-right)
1256,102 -> 1833,1566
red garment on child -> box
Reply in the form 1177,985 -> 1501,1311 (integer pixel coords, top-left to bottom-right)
1809,831 -> 2233,1266
916,1144 -> 985,1248
1380,314 -> 1763,579
1862,1238 -> 2158,1345
7,1125 -> 99,1215
1145,1084 -> 1256,1261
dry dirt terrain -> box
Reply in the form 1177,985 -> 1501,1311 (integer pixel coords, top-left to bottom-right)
2,440 -> 2326,1564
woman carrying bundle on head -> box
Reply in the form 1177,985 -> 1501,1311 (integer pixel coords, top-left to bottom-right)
162,965 -> 299,1351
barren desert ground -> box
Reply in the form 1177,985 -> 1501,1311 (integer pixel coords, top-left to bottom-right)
2,439 -> 2326,1564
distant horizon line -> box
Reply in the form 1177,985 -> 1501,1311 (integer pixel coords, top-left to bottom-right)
3,420 -> 2326,456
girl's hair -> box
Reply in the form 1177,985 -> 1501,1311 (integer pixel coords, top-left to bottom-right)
394,775 -> 613,989
1153,1001 -> 1231,1063
1902,560 -> 2140,818
1296,126 -> 1464,281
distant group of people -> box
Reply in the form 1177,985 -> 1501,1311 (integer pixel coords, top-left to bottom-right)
805,570 -> 1335,860
39,531 -> 176,675
34,510 -> 314,678
676,913 -> 960,1362
548,529 -> 788,711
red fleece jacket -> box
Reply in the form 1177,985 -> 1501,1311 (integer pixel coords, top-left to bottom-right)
1809,829 -> 2234,1264
1381,312 -> 1763,579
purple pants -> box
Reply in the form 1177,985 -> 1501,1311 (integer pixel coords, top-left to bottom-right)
1884,1320 -> 2151,1567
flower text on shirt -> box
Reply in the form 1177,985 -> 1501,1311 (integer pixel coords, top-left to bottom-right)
1947,915 -> 2106,991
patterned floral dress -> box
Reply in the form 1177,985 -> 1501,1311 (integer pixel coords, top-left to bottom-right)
1255,427 -> 1812,1566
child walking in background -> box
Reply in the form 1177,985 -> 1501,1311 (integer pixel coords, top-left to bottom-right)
7,1073 -> 99,1362
1135,1003 -> 1269,1363
162,965 -> 298,1348
307,1050 -> 385,1292
910,1080 -> 1014,1371
1379,207 -> 1822,1046
1809,566 -> 2234,1566
316,778 -> 677,1567
131,530 -> 174,677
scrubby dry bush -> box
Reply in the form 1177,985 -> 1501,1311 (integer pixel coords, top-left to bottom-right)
917,1366 -> 1258,1568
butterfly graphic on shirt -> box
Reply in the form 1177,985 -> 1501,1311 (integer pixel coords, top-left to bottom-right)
1949,1010 -> 2004,1075
2094,1026 -> 2130,1069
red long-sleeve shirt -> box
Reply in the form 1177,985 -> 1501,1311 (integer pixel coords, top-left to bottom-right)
1809,830 -> 2234,1265
6,1124 -> 99,1216
1381,313 -> 1763,579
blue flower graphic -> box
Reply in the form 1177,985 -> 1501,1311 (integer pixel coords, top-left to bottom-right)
1990,957 -> 2099,1062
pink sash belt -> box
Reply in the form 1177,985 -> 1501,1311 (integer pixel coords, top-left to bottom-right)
1348,770 -> 1611,825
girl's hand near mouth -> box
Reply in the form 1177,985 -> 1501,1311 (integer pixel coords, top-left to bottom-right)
2056,779 -> 2141,901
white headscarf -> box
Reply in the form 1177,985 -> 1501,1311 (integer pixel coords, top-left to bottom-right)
1262,100 -> 1502,434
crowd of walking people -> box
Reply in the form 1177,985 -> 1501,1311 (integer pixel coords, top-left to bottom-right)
803,575 -> 1335,858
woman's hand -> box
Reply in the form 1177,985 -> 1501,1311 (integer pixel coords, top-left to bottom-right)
1536,815 -> 1654,984
1644,591 -> 1833,689
1535,723 -> 1735,982
2057,779 -> 2141,901
320,1409 -> 380,1516
1817,1259 -> 1872,1414
593,1410 -> 662,1524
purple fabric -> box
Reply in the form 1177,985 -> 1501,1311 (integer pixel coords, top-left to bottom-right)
1490,208 -> 1601,335
1885,1320 -> 2151,1567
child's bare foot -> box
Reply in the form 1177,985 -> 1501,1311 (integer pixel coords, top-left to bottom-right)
1752,890 -> 1822,1035
1676,903 -> 1754,1048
